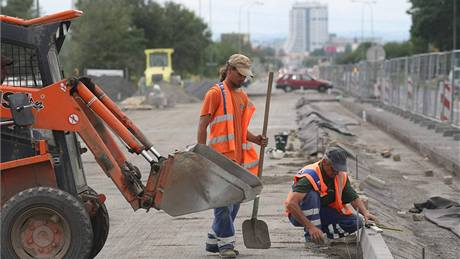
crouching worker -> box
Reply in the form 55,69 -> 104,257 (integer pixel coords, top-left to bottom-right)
284,147 -> 377,245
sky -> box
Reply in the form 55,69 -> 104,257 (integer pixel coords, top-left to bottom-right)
39,0 -> 412,42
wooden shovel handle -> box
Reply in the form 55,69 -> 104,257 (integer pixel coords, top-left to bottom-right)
257,71 -> 273,178
251,72 -> 273,219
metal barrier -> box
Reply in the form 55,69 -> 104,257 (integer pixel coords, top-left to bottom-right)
320,50 -> 460,127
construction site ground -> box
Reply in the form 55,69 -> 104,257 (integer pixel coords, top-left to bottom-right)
83,81 -> 460,259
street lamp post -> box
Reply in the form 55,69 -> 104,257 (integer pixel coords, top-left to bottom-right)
247,1 -> 264,41
351,0 -> 376,43
238,2 -> 248,52
209,0 -> 212,34
238,1 -> 263,52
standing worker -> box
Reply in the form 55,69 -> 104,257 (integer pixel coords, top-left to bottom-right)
197,54 -> 268,258
284,147 -> 377,246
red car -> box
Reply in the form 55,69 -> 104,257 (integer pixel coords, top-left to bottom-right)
275,73 -> 333,92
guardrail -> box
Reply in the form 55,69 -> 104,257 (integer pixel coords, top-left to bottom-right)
319,50 -> 460,127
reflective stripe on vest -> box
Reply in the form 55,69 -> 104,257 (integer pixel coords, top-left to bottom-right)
242,159 -> 259,170
242,142 -> 253,150
210,114 -> 234,128
209,134 -> 235,145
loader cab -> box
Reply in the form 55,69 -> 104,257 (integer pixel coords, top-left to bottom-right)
0,11 -> 88,199
144,48 -> 174,87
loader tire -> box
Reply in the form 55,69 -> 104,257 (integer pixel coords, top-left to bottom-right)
1,187 -> 93,259
87,187 -> 110,258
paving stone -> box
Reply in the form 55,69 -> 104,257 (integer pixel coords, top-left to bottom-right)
443,176 -> 453,185
412,214 -> 424,221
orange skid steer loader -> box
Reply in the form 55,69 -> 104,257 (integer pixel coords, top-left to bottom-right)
0,10 -> 262,259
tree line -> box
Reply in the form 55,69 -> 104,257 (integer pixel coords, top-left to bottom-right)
3,0 -> 457,70
2,0 -> 276,80
64,0 -> 214,80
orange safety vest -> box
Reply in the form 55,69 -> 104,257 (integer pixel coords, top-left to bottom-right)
208,82 -> 259,175
293,161 -> 352,215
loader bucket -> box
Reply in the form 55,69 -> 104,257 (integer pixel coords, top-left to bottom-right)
153,144 -> 262,216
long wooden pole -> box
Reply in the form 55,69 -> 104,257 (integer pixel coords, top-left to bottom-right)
251,71 -> 273,219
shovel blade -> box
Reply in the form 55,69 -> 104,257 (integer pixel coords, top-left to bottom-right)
242,219 -> 271,249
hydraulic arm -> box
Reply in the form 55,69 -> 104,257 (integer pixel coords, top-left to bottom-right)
1,77 -> 262,215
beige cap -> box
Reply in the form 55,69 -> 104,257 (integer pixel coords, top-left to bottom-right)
227,54 -> 253,77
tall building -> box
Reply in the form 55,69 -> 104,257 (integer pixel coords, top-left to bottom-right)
286,2 -> 328,53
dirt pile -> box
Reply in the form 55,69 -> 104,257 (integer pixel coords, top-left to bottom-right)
157,82 -> 199,104
89,76 -> 136,102
183,79 -> 216,100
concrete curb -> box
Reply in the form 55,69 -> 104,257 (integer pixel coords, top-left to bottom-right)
360,228 -> 394,259
341,100 -> 460,175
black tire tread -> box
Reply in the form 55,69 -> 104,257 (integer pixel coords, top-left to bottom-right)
1,187 -> 93,259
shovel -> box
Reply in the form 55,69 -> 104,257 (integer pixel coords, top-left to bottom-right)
242,72 -> 274,249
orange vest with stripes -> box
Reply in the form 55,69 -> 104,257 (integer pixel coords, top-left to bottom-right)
294,161 -> 352,215
208,82 -> 259,175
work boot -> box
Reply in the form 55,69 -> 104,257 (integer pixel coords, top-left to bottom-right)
206,246 -> 239,255
205,244 -> 219,253
219,248 -> 238,258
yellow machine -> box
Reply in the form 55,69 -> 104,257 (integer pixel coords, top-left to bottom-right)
144,48 -> 174,87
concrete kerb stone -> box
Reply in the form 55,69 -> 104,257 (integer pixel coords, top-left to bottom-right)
443,175 -> 454,185
363,175 -> 386,189
360,227 -> 394,259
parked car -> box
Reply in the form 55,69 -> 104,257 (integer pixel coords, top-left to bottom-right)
275,73 -> 333,92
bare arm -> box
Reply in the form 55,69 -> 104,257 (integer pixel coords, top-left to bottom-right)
197,115 -> 211,144
351,198 -> 377,223
247,130 -> 268,147
285,191 -> 324,243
